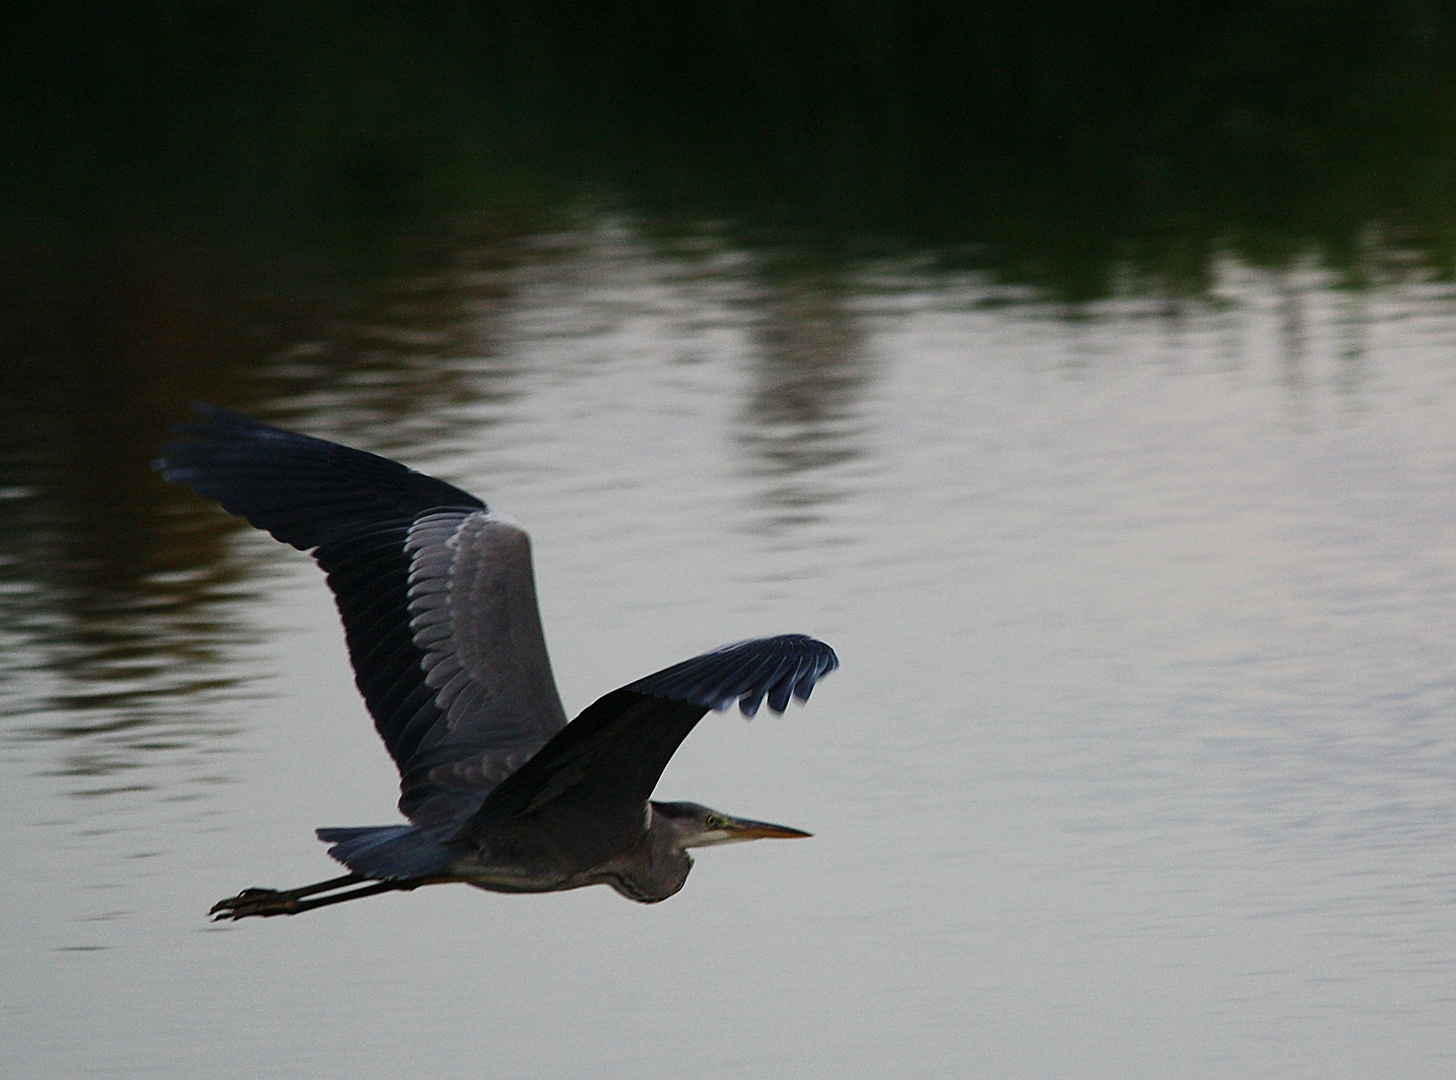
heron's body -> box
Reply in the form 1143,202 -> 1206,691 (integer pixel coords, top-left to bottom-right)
446,802 -> 694,901
154,406 -> 836,918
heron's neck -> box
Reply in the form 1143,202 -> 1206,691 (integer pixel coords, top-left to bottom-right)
604,826 -> 693,904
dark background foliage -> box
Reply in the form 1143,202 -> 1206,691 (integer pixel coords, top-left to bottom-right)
4,2 -> 1454,291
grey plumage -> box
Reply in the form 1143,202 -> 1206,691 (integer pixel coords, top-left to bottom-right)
154,406 -> 838,918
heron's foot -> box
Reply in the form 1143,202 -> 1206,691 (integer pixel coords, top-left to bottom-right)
210,887 -> 304,920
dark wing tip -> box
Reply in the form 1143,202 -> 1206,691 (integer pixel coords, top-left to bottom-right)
626,634 -> 839,717
153,403 -> 303,477
153,403 -> 485,551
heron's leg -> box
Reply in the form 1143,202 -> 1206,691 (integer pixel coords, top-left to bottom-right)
211,871 -> 450,920
265,878 -> 410,915
211,872 -> 391,920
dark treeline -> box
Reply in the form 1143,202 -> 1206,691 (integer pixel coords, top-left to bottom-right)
3,2 -> 1456,292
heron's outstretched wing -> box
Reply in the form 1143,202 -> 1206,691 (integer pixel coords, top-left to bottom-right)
458,635 -> 838,855
154,405 -> 569,834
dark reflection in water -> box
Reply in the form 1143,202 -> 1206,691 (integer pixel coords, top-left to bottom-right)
0,242 -> 248,792
738,268 -> 873,531
1333,289 -> 1370,408
9,211 -> 1456,811
0,226 -> 535,797
1277,273 -> 1310,409
250,227 -> 530,456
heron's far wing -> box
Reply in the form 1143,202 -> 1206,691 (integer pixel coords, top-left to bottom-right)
457,635 -> 838,844
154,405 -> 566,835
397,508 -> 568,830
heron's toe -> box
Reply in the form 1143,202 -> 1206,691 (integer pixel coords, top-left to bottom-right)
209,887 -> 300,920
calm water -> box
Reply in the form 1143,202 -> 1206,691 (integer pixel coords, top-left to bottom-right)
5,219 -> 1456,1078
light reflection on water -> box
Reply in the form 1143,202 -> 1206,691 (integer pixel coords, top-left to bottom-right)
5,217 -> 1456,1078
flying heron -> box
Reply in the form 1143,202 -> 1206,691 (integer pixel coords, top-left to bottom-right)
155,406 -> 838,919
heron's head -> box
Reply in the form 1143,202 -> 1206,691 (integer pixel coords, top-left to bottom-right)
649,800 -> 811,850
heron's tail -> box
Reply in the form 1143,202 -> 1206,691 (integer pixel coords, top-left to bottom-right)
315,825 -> 459,880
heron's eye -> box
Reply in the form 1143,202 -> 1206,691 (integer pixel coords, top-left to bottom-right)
706,814 -> 728,829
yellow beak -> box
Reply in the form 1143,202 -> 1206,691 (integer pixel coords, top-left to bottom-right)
723,816 -> 813,841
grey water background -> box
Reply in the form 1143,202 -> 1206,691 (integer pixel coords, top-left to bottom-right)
6,5 -> 1456,1077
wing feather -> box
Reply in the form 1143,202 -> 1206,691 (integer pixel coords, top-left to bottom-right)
155,405 -> 569,837
155,404 -> 484,550
460,635 -> 838,843
404,510 -> 568,734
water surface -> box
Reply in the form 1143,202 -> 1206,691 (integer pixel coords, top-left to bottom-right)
4,220 -> 1456,1078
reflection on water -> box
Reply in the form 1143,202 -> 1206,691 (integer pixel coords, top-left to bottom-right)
739,271 -> 874,531
0,379 -> 247,797
253,227 -> 530,454
0,236 -> 489,802
5,213 -> 1455,811
5,213 -> 1456,1077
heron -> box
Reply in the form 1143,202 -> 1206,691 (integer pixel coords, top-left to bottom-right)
155,405 -> 837,919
